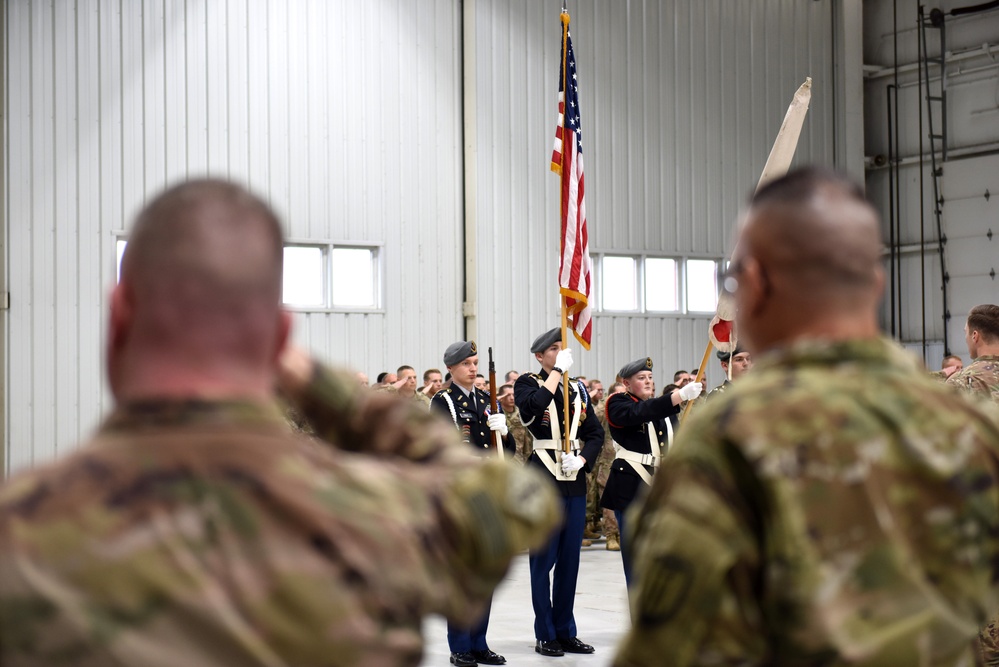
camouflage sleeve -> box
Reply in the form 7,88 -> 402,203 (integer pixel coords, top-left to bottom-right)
979,620 -> 999,666
431,459 -> 563,615
287,363 -> 564,619
289,363 -> 460,461
613,438 -> 769,667
944,361 -> 999,402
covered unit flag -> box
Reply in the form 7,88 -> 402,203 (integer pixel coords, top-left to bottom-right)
550,11 -> 593,350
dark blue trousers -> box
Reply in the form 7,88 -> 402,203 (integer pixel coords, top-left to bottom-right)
529,494 -> 586,641
614,509 -> 633,589
446,599 -> 491,653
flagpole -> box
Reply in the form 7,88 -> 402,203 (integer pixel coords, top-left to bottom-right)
680,77 -> 812,424
559,9 -> 571,456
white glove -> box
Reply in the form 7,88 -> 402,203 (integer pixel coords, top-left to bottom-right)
678,381 -> 703,402
560,452 -> 585,474
487,413 -> 509,437
554,348 -> 574,374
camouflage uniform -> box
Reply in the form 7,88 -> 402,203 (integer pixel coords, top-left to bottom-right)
614,337 -> 999,667
706,379 -> 731,399
504,406 -> 534,465
947,355 -> 999,659
589,401 -> 619,542
0,364 -> 561,667
946,354 -> 999,403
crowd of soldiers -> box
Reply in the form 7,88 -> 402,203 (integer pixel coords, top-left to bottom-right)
3,166 -> 999,667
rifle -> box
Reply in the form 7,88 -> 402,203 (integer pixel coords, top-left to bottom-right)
488,347 -> 505,460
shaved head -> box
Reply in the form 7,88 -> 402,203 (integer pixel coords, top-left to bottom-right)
110,179 -> 290,401
731,167 -> 884,352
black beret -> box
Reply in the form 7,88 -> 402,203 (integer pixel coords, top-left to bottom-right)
619,357 -> 653,379
443,340 -> 477,366
716,345 -> 745,362
530,327 -> 561,354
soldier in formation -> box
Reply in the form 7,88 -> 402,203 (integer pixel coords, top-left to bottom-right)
615,166 -> 999,666
514,328 -> 603,658
600,357 -> 702,587
0,180 -> 561,667
430,340 -> 515,667
707,345 -> 752,398
589,381 -> 625,551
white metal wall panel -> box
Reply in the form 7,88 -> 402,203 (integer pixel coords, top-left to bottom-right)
864,3 -> 999,357
473,0 -> 839,388
940,155 -> 999,365
5,0 -> 463,472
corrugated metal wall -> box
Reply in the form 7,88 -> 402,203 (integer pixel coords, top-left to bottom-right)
473,0 -> 838,387
863,2 -> 999,365
5,0 -> 845,471
4,0 -> 463,472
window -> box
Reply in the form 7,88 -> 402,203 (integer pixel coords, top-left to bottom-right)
685,259 -> 719,312
285,243 -> 381,310
601,256 -> 638,311
116,237 -> 382,311
593,253 -> 721,315
330,247 -> 378,308
283,246 -> 326,307
645,258 -> 678,312
116,238 -> 128,282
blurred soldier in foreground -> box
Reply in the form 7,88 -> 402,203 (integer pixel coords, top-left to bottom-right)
946,305 -> 999,402
614,167 -> 999,667
0,179 -> 560,667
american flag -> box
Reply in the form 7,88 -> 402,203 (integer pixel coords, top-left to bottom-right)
550,12 -> 593,350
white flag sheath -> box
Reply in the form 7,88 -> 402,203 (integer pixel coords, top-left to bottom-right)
682,77 -> 813,424
756,77 -> 812,191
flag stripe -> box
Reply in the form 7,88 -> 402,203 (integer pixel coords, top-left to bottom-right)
552,16 -> 592,349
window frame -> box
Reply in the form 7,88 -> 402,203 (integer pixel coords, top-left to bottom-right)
114,234 -> 385,314
284,239 -> 385,313
592,252 -> 722,317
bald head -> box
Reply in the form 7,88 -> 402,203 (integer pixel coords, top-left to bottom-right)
731,167 -> 884,352
122,180 -> 283,301
110,179 -> 290,401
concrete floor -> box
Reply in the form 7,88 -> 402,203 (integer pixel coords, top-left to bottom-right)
420,540 -> 630,666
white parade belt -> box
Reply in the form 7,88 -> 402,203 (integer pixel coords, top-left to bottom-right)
532,439 -> 581,482
611,417 -> 669,486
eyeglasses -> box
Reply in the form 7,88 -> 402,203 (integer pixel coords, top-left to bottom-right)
719,257 -> 771,303
720,260 -> 744,294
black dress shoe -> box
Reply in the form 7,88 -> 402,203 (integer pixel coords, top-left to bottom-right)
556,636 -> 595,654
471,649 -> 506,665
449,651 -> 478,667
535,639 -> 564,657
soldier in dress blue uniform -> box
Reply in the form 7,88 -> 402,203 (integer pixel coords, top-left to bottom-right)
430,340 -> 513,667
513,327 -> 604,658
600,357 -> 702,588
